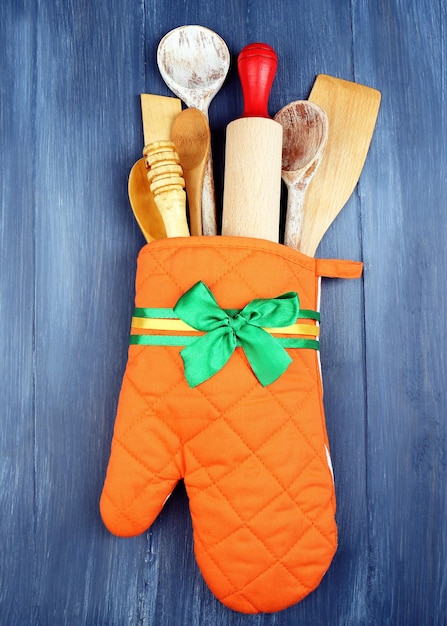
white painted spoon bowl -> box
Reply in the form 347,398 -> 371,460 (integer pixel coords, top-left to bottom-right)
157,25 -> 230,235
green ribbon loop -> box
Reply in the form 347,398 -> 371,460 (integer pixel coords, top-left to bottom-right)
173,281 -> 300,388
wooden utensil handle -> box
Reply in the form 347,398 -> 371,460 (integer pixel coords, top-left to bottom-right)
238,43 -> 278,118
143,141 -> 190,238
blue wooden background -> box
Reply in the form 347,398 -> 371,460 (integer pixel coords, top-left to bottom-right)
1,0 -> 446,624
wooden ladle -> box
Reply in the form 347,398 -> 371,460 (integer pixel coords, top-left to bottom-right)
157,26 -> 230,235
274,101 -> 328,251
171,108 -> 211,236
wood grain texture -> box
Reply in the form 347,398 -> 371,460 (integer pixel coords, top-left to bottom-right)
128,158 -> 167,243
0,2 -> 37,623
30,1 -> 148,623
300,75 -> 381,256
141,94 -> 181,146
354,1 -> 447,624
0,0 -> 446,624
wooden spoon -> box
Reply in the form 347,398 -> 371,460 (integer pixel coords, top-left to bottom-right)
274,101 -> 328,251
299,75 -> 381,256
128,159 -> 166,242
157,26 -> 230,236
171,108 -> 210,236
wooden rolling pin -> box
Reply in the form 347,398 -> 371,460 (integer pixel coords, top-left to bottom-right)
221,43 -> 283,241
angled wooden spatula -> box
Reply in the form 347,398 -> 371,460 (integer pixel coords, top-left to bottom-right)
140,93 -> 181,147
299,74 -> 381,256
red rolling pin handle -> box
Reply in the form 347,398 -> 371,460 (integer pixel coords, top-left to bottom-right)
238,43 -> 278,118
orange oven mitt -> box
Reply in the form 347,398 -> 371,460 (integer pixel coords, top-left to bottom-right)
100,236 -> 362,614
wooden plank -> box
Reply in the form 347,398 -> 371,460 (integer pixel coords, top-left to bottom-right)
0,1 -> 37,623
31,1 -> 150,623
353,0 -> 447,623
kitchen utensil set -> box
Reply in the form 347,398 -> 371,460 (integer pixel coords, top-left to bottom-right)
106,30 -> 378,611
131,26 -> 381,255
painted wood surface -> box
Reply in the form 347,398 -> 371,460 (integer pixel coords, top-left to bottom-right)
0,1 -> 446,624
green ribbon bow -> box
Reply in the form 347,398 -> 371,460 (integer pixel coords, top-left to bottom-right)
173,281 -> 300,388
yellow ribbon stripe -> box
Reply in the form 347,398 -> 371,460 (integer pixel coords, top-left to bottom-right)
131,316 -> 319,337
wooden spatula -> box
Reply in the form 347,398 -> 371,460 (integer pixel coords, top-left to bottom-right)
140,94 -> 181,147
298,75 -> 381,256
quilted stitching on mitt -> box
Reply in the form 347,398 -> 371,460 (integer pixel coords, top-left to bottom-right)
100,236 -> 362,614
